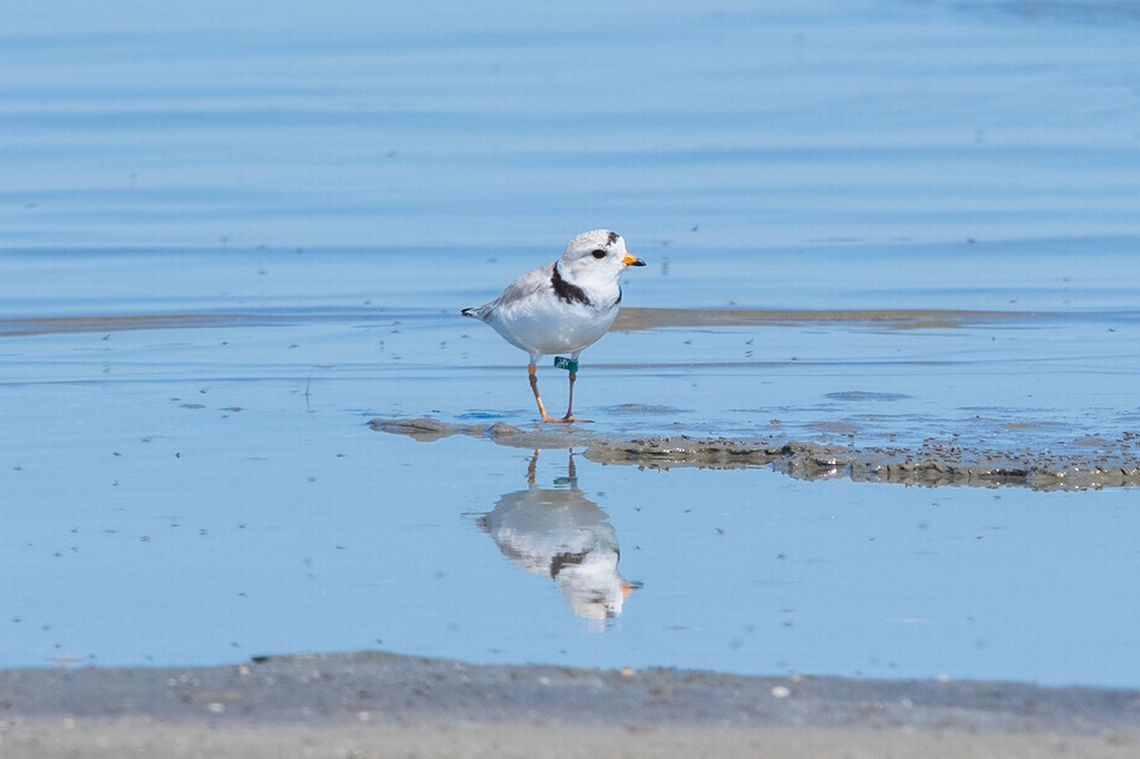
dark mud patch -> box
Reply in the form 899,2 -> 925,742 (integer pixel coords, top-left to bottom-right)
612,307 -> 1028,332
825,390 -> 912,402
370,417 -> 1140,490
0,306 -> 1027,338
0,313 -> 280,337
2,649 -> 1138,738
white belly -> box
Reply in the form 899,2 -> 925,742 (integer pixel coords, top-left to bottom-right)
489,297 -> 618,358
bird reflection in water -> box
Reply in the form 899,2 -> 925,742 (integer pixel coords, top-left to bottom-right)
476,450 -> 640,624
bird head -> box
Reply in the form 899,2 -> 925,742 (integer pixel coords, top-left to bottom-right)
559,230 -> 646,284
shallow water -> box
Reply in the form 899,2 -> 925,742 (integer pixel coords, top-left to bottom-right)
3,247 -> 1139,688
3,0 -> 1140,688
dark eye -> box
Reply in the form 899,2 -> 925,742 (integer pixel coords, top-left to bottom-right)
591,249 -> 606,259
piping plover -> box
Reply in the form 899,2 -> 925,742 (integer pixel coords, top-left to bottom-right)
461,229 -> 645,423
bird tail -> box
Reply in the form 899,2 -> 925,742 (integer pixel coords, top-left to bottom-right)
461,305 -> 489,321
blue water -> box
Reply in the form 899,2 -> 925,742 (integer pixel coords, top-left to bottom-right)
3,0 -> 1137,249
2,0 -> 1139,688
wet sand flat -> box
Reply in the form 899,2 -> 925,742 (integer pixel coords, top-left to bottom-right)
373,417 -> 1140,490
614,306 -> 1029,330
1,651 -> 1137,759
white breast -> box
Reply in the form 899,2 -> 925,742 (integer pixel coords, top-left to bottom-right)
489,292 -> 619,358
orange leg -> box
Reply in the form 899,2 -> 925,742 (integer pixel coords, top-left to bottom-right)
563,371 -> 577,422
528,364 -> 585,424
528,364 -> 568,423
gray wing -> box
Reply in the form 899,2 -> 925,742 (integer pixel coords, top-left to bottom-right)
461,262 -> 554,321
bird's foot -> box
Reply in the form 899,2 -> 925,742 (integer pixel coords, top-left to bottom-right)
542,414 -> 591,424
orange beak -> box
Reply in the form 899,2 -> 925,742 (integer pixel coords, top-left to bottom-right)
623,253 -> 646,267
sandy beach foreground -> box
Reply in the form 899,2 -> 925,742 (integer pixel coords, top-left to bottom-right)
1,651 -> 1136,758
